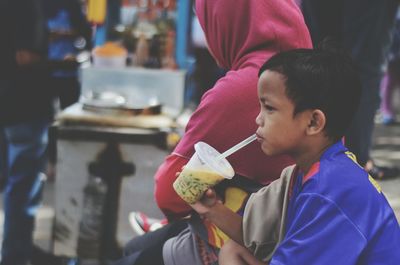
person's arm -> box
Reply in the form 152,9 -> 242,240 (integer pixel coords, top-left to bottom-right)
219,240 -> 267,265
191,189 -> 244,245
154,154 -> 243,244
154,154 -> 192,220
15,50 -> 42,66
15,0 -> 47,55
13,0 -> 47,69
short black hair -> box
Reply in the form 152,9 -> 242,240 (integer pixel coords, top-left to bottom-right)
258,42 -> 362,141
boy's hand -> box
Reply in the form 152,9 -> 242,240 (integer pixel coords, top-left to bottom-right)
176,168 -> 221,218
191,189 -> 244,246
190,189 -> 220,218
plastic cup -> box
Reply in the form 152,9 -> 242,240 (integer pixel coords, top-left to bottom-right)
173,142 -> 235,204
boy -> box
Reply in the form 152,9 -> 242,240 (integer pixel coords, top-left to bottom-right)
190,47 -> 400,264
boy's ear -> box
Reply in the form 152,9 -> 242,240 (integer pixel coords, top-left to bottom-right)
307,109 -> 326,136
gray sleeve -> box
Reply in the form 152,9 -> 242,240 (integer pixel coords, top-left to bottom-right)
242,165 -> 295,262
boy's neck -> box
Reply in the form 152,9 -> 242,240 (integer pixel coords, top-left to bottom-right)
295,138 -> 335,175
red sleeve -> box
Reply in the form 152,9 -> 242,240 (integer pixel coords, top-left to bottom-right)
154,153 -> 191,220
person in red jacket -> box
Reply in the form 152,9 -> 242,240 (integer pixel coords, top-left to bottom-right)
159,0 -> 311,260
155,0 -> 311,223
115,1 -> 311,264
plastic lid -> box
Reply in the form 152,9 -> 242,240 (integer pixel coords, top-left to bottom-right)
194,142 -> 235,179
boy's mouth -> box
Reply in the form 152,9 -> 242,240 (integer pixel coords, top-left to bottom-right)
255,132 -> 264,142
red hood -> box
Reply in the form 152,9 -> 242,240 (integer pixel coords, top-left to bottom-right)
195,0 -> 311,70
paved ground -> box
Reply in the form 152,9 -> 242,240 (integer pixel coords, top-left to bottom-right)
368,121 -> 400,221
0,116 -> 399,261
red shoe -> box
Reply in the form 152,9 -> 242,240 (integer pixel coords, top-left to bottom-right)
129,211 -> 168,235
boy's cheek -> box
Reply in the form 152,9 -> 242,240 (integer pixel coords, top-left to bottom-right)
261,144 -> 274,156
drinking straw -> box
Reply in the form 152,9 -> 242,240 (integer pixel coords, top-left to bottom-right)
218,134 -> 257,159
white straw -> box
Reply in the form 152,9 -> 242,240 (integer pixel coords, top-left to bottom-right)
218,134 -> 257,159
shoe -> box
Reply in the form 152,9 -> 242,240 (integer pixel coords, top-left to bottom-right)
128,211 -> 168,235
366,161 -> 400,180
382,114 -> 396,125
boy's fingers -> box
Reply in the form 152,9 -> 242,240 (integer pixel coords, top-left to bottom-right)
205,189 -> 217,198
201,189 -> 219,206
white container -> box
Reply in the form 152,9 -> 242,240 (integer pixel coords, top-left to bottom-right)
92,54 -> 127,68
80,67 -> 186,117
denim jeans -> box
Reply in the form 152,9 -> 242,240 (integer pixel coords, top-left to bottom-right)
0,120 -> 49,265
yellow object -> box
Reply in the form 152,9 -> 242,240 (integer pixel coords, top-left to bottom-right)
87,0 -> 107,24
203,187 -> 249,248
173,168 -> 224,204
368,175 -> 382,193
166,131 -> 181,150
92,42 -> 127,57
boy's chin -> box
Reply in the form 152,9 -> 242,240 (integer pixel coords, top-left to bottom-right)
262,147 -> 275,156
262,147 -> 282,157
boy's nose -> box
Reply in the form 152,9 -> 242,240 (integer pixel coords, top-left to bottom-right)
255,112 -> 263,126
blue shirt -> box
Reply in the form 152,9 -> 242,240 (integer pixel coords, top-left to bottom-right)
271,142 -> 400,265
47,9 -> 77,77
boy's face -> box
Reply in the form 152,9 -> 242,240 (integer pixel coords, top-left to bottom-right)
255,70 -> 311,157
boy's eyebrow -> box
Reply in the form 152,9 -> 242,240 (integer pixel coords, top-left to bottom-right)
259,96 -> 269,103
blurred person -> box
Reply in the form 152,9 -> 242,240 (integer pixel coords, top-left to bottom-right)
44,0 -> 92,110
0,0 -> 53,264
113,0 -> 311,264
42,0 -> 92,184
301,0 -> 399,179
380,8 -> 400,125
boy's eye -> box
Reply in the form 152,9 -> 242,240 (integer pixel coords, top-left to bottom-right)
264,104 -> 275,112
259,98 -> 276,112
